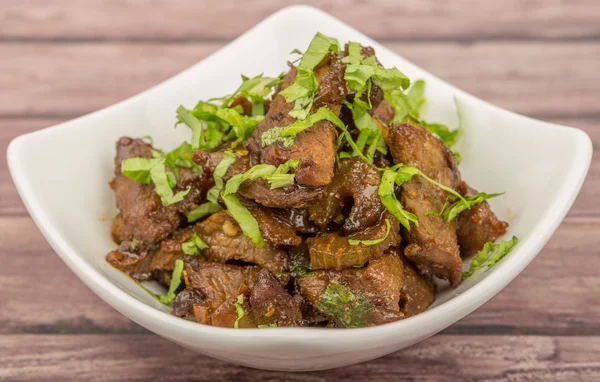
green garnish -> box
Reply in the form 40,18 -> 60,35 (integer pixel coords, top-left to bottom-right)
348,219 -> 391,246
428,192 -> 504,222
138,259 -> 184,304
291,264 -> 315,277
222,194 -> 265,248
181,233 -> 208,255
318,281 -> 373,328
407,79 -> 426,118
257,323 -> 278,328
187,152 -> 237,223
121,157 -> 190,206
233,294 -> 245,328
163,142 -> 202,174
378,168 -> 418,231
279,33 -> 340,119
463,236 -> 519,278
219,73 -> 281,108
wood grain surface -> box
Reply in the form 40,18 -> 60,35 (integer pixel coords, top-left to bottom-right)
1,1 -> 598,380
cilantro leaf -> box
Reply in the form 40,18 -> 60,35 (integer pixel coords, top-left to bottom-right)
121,157 -> 162,184
428,192 -> 504,222
233,294 -> 245,328
407,79 -> 426,118
257,323 -> 278,328
187,202 -> 223,223
222,193 -> 264,248
318,281 -> 373,328
378,168 -> 418,230
463,236 -> 519,278
138,259 -> 184,304
371,66 -> 410,91
348,219 -> 391,246
181,233 -> 209,255
149,163 -> 191,206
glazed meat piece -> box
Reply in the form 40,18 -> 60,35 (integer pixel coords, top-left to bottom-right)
194,211 -> 290,276
192,149 -> 250,185
110,137 -> 181,244
307,214 -> 400,270
247,206 -> 302,246
399,255 -> 435,317
211,268 -> 303,328
388,123 -> 463,287
106,239 -> 154,281
308,157 -> 385,232
238,178 -> 325,209
457,182 -> 509,257
185,259 -> 259,311
297,251 -> 405,327
246,54 -> 348,187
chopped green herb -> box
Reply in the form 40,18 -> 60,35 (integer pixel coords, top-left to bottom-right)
428,192 -> 504,222
206,151 -> 236,204
233,294 -> 245,328
187,202 -> 223,223
318,281 -> 373,328
371,66 -> 410,91
138,259 -> 184,304
222,194 -> 265,248
407,79 -> 426,119
341,41 -> 363,65
384,89 -> 411,124
378,168 -> 418,230
181,233 -> 209,255
463,236 -> 519,278
149,163 -> 191,206
291,264 -> 315,277
257,323 -> 278,328
121,157 -> 161,184
348,219 -> 391,246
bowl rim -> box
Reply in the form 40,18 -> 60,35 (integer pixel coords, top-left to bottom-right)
6,5 -> 594,345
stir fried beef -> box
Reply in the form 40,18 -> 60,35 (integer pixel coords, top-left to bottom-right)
106,34 -> 514,329
388,122 -> 463,287
307,214 -> 400,270
110,137 -> 181,244
238,178 -> 325,209
247,55 -> 348,187
457,182 -> 509,257
308,157 -> 385,232
297,251 -> 405,326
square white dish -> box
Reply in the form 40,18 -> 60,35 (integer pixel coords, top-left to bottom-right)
7,5 -> 592,371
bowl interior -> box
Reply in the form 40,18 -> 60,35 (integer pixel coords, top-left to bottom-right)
7,5 -> 592,370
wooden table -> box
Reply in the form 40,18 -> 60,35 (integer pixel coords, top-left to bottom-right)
1,1 -> 599,380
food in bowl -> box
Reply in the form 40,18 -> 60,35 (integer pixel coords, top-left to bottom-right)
106,32 -> 517,328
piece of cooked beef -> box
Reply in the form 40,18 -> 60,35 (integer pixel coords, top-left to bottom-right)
307,214 -> 400,270
185,259 -> 259,311
388,122 -> 463,287
297,251 -> 405,327
109,137 -> 181,244
247,206 -> 302,246
246,54 -> 348,187
106,239 -> 154,281
308,157 -> 385,232
238,178 -> 325,209
399,255 -> 435,317
194,211 -> 290,277
192,149 -> 251,186
456,182 -> 509,257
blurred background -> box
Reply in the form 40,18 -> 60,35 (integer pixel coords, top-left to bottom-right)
1,1 -> 599,380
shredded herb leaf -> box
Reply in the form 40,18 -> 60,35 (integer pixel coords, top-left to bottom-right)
181,233 -> 209,255
291,264 -> 315,277
149,163 -> 191,206
222,194 -> 264,248
233,294 -> 245,328
348,219 -> 391,246
138,259 -> 184,304
378,168 -> 419,230
463,236 -> 519,278
318,281 -> 373,328
187,202 -> 223,223
428,192 -> 504,222
257,323 -> 278,328
121,157 -> 161,184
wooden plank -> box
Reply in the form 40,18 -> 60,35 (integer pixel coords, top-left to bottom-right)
1,334 -> 600,380
1,0 -> 599,41
2,42 -> 600,118
1,216 -> 599,335
1,117 -> 597,217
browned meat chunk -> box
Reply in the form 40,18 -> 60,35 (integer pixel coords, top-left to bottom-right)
194,211 -> 290,276
110,137 -> 181,244
192,149 -> 250,186
307,214 -> 400,270
106,240 -> 154,280
457,182 -> 509,257
308,157 -> 385,232
211,268 -> 303,328
246,55 -> 348,187
247,206 -> 302,246
399,255 -> 435,317
388,123 -> 463,287
238,178 -> 325,209
185,259 -> 258,311
297,251 -> 405,327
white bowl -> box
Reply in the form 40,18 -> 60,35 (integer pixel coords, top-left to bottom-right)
7,5 -> 592,371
